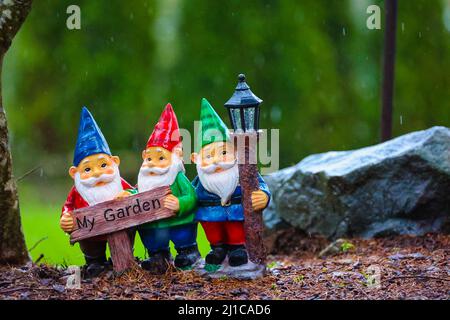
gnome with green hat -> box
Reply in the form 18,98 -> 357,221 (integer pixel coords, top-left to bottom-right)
191,99 -> 270,269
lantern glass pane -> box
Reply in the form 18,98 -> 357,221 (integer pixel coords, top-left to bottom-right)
244,107 -> 255,132
231,108 -> 243,131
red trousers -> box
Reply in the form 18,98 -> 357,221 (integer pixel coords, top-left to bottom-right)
201,221 -> 245,246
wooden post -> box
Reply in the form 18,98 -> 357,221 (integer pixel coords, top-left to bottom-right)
381,0 -> 398,142
232,131 -> 266,265
107,230 -> 135,273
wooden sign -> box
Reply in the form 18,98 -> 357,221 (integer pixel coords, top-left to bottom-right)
70,186 -> 175,244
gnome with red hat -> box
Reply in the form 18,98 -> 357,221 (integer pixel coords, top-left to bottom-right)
60,107 -> 135,278
136,103 -> 199,274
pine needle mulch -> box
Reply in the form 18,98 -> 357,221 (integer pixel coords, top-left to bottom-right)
0,233 -> 448,300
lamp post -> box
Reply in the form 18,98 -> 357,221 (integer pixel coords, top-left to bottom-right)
225,74 -> 266,266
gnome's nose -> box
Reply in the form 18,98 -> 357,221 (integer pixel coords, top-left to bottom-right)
93,170 -> 102,178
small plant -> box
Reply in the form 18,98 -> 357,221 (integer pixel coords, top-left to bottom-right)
340,241 -> 355,252
267,261 -> 278,269
293,275 -> 304,283
271,283 -> 277,290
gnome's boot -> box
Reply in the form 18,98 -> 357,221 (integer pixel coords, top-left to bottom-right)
205,244 -> 228,265
83,255 -> 107,279
141,250 -> 172,274
174,245 -> 201,269
228,245 -> 248,267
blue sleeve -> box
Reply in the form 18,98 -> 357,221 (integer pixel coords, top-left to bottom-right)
257,173 -> 271,209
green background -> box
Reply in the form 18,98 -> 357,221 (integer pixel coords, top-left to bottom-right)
3,0 -> 450,265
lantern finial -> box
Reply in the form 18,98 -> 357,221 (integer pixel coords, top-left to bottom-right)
224,73 -> 263,132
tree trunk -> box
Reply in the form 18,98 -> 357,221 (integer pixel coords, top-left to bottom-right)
380,0 -> 398,142
0,0 -> 33,265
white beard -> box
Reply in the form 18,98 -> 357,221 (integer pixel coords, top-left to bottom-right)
74,163 -> 123,206
197,160 -> 239,205
137,154 -> 184,192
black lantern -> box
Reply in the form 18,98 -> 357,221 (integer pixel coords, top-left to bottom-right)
225,74 -> 262,132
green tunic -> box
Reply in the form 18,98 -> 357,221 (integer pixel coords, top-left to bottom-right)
139,171 -> 197,229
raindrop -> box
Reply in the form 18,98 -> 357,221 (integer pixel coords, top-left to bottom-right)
401,22 -> 405,33
400,115 -> 403,125
270,106 -> 282,123
110,36 -> 115,42
342,28 -> 346,36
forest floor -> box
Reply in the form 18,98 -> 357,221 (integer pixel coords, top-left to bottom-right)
0,232 -> 449,300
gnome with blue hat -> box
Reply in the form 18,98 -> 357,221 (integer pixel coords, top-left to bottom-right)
60,107 -> 135,278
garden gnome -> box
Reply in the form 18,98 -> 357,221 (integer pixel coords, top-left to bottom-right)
191,99 -> 270,268
60,107 -> 134,278
137,103 -> 199,274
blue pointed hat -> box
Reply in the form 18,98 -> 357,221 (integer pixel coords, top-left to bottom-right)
73,107 -> 111,166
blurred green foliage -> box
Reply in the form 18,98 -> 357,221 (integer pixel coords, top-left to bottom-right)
4,0 -> 450,182
2,0 -> 449,264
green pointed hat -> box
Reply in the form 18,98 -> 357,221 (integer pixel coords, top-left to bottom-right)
198,98 -> 230,150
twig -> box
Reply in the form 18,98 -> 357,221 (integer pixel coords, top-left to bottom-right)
385,275 -> 450,283
34,254 -> 44,264
28,236 -> 48,252
16,166 -> 42,182
0,287 -> 57,295
307,293 -> 320,300
0,286 -> 27,294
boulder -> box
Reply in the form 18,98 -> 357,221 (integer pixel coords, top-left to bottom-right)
264,126 -> 450,238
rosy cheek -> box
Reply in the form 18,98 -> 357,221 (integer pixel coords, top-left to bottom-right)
105,168 -> 114,175
201,159 -> 209,166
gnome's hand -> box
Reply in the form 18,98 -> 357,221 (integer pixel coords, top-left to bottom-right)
251,190 -> 269,211
60,212 -> 74,233
115,190 -> 132,200
163,194 -> 180,212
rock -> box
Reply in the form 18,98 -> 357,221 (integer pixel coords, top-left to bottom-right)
264,126 -> 450,238
40,278 -> 53,286
52,284 -> 65,293
388,253 -> 426,261
318,239 -> 348,258
337,258 -> 354,265
230,288 -> 249,296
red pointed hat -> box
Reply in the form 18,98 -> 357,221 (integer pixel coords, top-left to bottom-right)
146,103 -> 181,151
